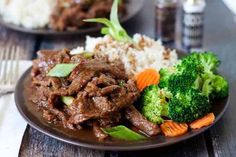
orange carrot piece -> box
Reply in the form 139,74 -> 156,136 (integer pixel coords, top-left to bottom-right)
160,120 -> 188,137
190,113 -> 215,129
135,68 -> 160,91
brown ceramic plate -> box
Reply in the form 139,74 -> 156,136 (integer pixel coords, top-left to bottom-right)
0,0 -> 144,35
14,53 -> 230,151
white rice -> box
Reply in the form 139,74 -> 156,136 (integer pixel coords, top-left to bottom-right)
72,34 -> 178,76
0,0 -> 56,29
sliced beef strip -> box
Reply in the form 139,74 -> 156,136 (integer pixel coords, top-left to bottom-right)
77,59 -> 127,80
31,86 -> 52,108
83,75 -> 118,97
35,69 -> 96,99
48,108 -> 67,125
101,85 -> 121,95
110,80 -> 140,109
68,94 -> 136,125
31,85 -> 72,128
67,78 -> 140,125
50,3 -> 89,31
67,113 -> 91,125
91,74 -> 117,86
68,55 -> 88,80
125,80 -> 140,93
111,92 -> 139,109
43,110 -> 56,122
32,77 -> 63,89
92,122 -> 108,141
68,100 -> 110,125
70,55 -> 86,64
92,96 -> 114,113
84,82 -> 102,97
68,70 -> 96,94
125,105 -> 161,136
49,78 -> 62,89
67,92 -> 99,124
88,1 -> 111,18
98,112 -> 122,127
31,49 -> 71,77
49,0 -> 126,31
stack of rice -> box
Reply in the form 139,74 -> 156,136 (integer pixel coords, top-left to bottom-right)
0,0 -> 56,28
71,34 -> 178,76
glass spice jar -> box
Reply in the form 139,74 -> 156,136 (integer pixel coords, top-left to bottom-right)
155,0 -> 178,43
182,0 -> 206,52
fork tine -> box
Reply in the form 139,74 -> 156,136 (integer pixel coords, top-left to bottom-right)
1,47 -> 10,84
7,46 -> 16,84
0,48 -> 4,79
14,46 -> 20,83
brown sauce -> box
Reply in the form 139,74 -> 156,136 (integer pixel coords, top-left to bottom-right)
24,75 -> 100,143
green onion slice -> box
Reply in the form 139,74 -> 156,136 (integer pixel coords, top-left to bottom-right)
47,64 -> 77,77
102,125 -> 146,141
83,0 -> 132,43
61,96 -> 74,106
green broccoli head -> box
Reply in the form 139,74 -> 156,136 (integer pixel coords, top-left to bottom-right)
160,53 -> 204,93
176,54 -> 204,74
201,72 -> 229,99
159,67 -> 175,88
168,89 -> 211,123
160,52 -> 227,98
140,85 -> 171,124
201,72 -> 214,97
168,71 -> 201,94
211,75 -> 229,99
190,52 -> 220,73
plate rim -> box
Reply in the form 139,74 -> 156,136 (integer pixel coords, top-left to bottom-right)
0,0 -> 144,35
14,68 -> 230,151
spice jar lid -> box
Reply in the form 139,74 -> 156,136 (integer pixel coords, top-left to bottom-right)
183,0 -> 206,13
155,0 -> 177,7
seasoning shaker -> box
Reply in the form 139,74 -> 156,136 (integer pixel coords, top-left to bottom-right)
181,0 -> 206,52
155,0 -> 178,44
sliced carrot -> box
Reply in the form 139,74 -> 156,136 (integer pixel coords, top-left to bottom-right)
135,68 -> 160,91
160,120 -> 188,137
190,113 -> 215,129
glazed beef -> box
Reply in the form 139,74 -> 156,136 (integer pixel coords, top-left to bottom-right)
92,122 -> 108,141
70,59 -> 127,80
50,0 -> 126,31
125,105 -> 161,136
68,70 -> 96,94
31,49 -> 144,140
31,49 -> 71,77
66,79 -> 139,126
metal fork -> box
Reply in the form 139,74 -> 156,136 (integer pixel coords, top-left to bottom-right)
0,46 -> 20,95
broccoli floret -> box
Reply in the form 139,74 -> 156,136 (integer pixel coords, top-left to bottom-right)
160,52 -> 228,98
140,52 -> 228,124
200,72 -> 229,99
168,89 -> 211,123
190,52 -> 220,73
160,53 -> 204,92
159,55 -> 203,89
168,71 -> 201,94
212,75 -> 229,98
140,85 -> 171,124
176,54 -> 204,75
161,102 -> 169,117
162,52 -> 227,122
201,72 -> 214,97
202,73 -> 229,99
159,67 -> 175,88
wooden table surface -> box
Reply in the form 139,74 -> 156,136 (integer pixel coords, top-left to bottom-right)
1,0 -> 236,156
